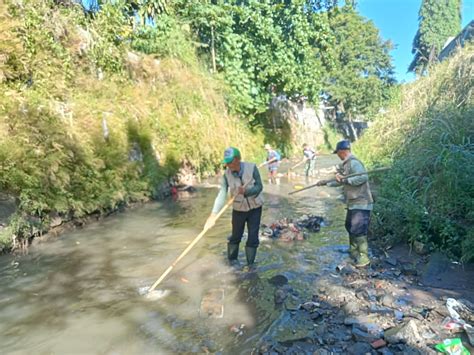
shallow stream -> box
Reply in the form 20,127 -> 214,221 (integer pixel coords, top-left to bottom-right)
0,156 -> 350,354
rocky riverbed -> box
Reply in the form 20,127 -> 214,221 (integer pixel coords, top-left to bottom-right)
252,241 -> 474,355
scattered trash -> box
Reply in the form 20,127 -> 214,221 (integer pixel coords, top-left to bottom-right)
200,288 -> 224,318
421,329 -> 437,340
442,317 -> 464,333
180,277 -> 189,283
434,338 -> 470,355
229,324 -> 245,337
296,215 -> 324,233
446,298 -> 473,325
260,215 -> 324,241
300,301 -> 320,312
370,339 -> 387,349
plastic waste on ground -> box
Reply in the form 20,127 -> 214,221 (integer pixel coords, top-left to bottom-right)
444,298 -> 474,347
434,338 -> 470,355
447,298 -> 470,325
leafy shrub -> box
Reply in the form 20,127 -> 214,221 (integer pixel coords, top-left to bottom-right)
130,14 -> 195,65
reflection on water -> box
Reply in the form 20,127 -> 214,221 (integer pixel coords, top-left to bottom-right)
0,156 -> 348,354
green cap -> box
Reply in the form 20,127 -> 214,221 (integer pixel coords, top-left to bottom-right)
222,147 -> 240,164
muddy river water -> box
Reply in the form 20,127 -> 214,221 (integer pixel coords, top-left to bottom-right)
0,155 -> 352,354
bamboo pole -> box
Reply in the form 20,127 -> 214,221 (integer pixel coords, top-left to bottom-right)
288,167 -> 391,195
147,195 -> 234,292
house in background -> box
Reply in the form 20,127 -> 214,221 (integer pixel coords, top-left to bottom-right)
438,20 -> 474,61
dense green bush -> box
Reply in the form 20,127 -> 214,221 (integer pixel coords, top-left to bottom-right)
130,14 -> 196,65
356,47 -> 474,261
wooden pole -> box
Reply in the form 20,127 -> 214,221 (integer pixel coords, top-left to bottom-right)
288,167 -> 391,195
148,196 -> 234,292
287,159 -> 306,181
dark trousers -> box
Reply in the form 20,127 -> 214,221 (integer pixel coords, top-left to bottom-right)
229,207 -> 262,248
345,209 -> 371,237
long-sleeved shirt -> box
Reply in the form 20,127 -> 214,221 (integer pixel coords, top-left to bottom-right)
327,154 -> 373,210
211,163 -> 263,214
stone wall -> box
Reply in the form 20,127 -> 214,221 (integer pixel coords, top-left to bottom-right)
267,95 -> 327,150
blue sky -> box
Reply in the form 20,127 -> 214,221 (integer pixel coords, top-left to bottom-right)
357,0 -> 474,82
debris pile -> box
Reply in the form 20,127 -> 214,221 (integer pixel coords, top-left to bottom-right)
260,215 -> 324,241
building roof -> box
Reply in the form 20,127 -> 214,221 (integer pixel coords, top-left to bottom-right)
438,20 -> 474,61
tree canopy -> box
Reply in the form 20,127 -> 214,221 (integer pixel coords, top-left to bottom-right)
408,0 -> 462,74
77,0 -> 396,122
323,5 -> 395,119
176,1 -> 394,122
178,0 -> 334,120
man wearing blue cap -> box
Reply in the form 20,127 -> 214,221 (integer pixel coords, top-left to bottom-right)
317,140 -> 373,267
204,147 -> 264,268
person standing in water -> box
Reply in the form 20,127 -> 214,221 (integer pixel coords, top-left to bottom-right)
302,143 -> 317,178
205,147 -> 264,268
317,140 -> 373,267
264,144 -> 281,185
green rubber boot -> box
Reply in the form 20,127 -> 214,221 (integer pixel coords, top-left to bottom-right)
354,236 -> 370,268
227,243 -> 240,264
349,235 -> 358,261
245,246 -> 257,266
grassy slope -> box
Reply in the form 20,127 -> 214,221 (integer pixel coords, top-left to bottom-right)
0,1 -> 264,250
355,46 -> 473,261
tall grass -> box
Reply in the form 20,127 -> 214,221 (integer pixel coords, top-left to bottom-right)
0,0 -> 264,251
356,46 -> 473,261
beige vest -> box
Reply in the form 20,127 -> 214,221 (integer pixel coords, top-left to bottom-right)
225,162 -> 264,212
341,156 -> 374,206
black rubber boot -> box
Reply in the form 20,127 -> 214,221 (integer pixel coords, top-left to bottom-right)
245,246 -> 257,266
227,243 -> 240,263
